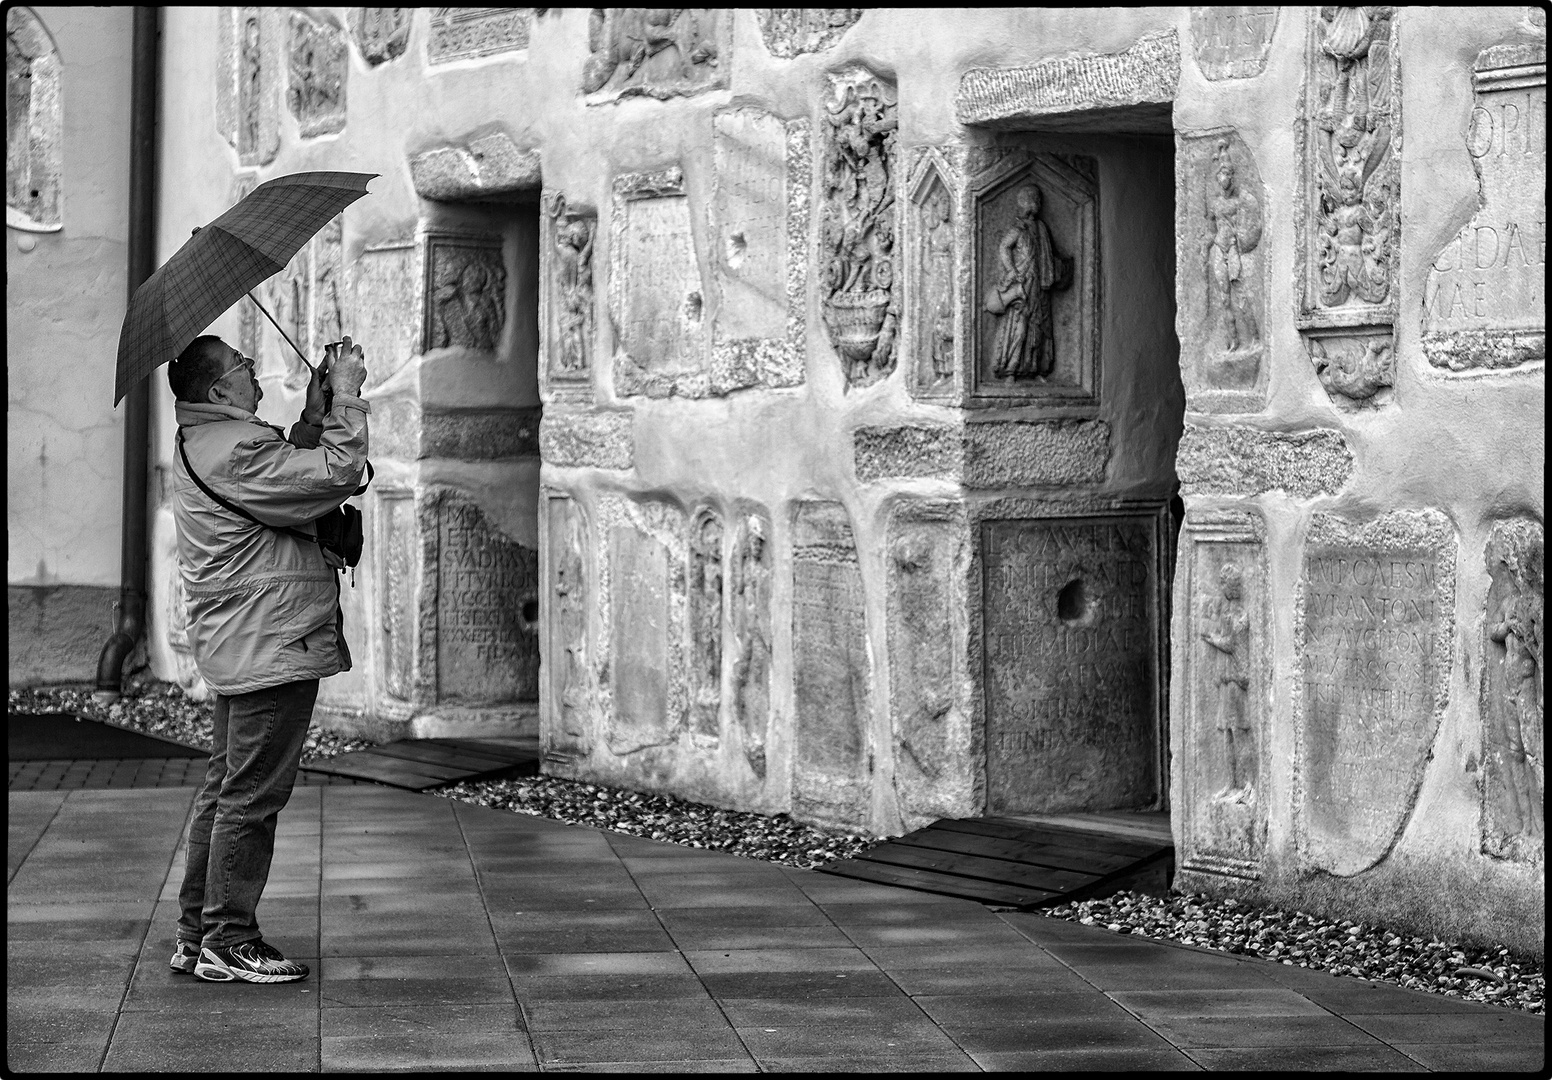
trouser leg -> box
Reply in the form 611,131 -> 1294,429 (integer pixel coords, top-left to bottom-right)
200,679 -> 318,950
176,696 -> 231,946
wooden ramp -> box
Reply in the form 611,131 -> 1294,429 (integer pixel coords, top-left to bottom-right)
302,736 -> 540,791
817,812 -> 1174,909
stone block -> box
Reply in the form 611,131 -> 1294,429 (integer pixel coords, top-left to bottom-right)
539,410 -> 633,470
423,231 -> 506,354
419,408 -> 541,460
1176,426 -> 1352,498
349,9 -> 411,66
963,420 -> 1110,489
217,7 -> 282,167
544,492 -> 593,763
728,509 -> 774,780
688,508 -> 725,742
1422,40 -> 1546,372
755,10 -> 862,58
853,424 -> 961,483
582,9 -> 727,102
374,489 -> 417,702
956,30 -> 1179,127
370,397 -> 421,461
1294,510 -> 1457,877
286,11 -> 347,138
351,241 -> 423,391
1177,510 -> 1268,880
427,8 -> 532,64
409,133 -> 542,201
6,7 -> 62,232
1189,8 -> 1280,81
981,513 -> 1165,814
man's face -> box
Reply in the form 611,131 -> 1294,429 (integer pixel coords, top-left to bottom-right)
207,344 -> 262,413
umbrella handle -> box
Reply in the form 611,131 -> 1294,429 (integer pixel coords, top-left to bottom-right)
244,292 -> 316,373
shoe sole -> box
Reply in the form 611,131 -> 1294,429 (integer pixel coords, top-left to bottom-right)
194,956 -> 308,984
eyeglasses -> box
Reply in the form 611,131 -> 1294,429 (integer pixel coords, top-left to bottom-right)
212,353 -> 257,389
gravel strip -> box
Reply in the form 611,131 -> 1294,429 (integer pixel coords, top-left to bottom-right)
11,683 -> 1541,1014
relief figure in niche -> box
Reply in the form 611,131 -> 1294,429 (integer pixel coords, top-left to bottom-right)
924,183 -> 955,384
731,514 -> 772,778
1200,560 -> 1254,802
985,183 -> 1072,380
241,14 -> 262,156
1205,139 -> 1263,382
582,8 -> 718,95
555,509 -> 590,742
6,5 -> 61,231
690,513 -> 724,737
1313,7 -> 1394,309
1484,522 -> 1544,849
555,215 -> 595,372
431,249 -> 506,352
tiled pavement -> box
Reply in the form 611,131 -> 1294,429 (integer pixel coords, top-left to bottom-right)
7,786 -> 1545,1072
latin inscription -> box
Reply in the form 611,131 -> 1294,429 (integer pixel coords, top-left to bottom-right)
436,499 -> 539,703
618,195 -> 706,372
1190,7 -> 1279,80
713,109 -> 789,342
609,525 -> 672,747
379,493 -> 416,700
982,518 -> 1158,814
792,504 -> 870,776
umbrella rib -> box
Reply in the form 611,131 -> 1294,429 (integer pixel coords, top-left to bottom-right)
246,292 -> 315,373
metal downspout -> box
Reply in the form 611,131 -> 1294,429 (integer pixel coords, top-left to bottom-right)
94,7 -> 160,701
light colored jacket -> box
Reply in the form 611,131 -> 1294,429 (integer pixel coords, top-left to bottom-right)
171,395 -> 370,695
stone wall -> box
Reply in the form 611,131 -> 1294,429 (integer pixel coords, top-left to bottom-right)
142,8 -> 1543,953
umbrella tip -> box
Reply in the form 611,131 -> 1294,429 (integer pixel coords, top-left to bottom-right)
191,226 -> 201,235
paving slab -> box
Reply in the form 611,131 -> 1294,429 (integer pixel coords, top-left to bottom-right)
8,785 -> 1543,1073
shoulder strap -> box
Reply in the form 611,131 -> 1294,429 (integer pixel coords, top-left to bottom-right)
177,428 -> 318,546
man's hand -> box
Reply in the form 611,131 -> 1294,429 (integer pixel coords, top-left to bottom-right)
301,357 -> 329,426
326,335 -> 368,398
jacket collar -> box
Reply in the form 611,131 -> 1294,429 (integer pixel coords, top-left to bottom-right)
174,401 -> 266,428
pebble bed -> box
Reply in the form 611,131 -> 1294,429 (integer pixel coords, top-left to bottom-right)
10,682 -> 1542,1014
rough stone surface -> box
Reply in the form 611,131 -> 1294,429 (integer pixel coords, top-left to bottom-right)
1293,510 -> 1457,878
956,30 -> 1179,126
374,489 -> 417,701
756,9 -> 862,58
351,240 -> 422,391
853,424 -> 960,482
420,407 -> 541,460
1189,7 -> 1280,81
427,7 -> 532,64
538,411 -> 634,470
7,585 -> 118,686
1176,426 -> 1353,498
409,132 -> 542,201
963,419 -> 1110,489
348,8 -> 410,66
6,7 -> 62,231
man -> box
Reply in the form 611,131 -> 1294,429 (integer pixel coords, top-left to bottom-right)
166,334 -> 369,983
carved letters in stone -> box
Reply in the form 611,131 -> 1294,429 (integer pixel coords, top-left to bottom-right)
1179,511 -> 1267,879
821,68 -> 900,390
712,109 -> 792,350
428,8 -> 532,64
351,241 -> 422,391
543,192 -> 596,381
5,7 -> 61,232
1423,41 -> 1546,372
729,511 -> 773,779
430,494 -> 541,705
582,9 -> 726,102
287,12 -> 346,138
756,9 -> 861,58
1190,7 -> 1280,81
792,502 -> 871,821
349,8 -> 410,66
982,516 -> 1162,814
907,150 -> 959,397
376,490 -> 417,701
604,501 -> 685,754
1481,518 -> 1544,862
1298,7 -> 1399,331
1295,511 -> 1455,877
547,494 -> 592,760
1179,133 -> 1266,413
689,509 -> 724,741
970,151 -> 1097,404
424,233 -> 506,353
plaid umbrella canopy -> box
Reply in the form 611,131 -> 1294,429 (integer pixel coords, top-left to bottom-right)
113,171 -> 377,405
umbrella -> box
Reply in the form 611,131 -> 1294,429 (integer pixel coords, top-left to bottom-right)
113,170 -> 377,405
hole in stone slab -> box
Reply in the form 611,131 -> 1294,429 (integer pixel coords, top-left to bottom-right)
726,231 -> 747,269
521,598 -> 539,624
1057,579 -> 1088,623
684,291 -> 703,321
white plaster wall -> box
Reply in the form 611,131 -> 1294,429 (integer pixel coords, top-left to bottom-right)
7,6 -> 134,588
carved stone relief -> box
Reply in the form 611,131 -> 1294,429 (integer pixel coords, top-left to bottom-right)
1297,7 -> 1399,337
428,8 -> 533,64
906,147 -> 963,399
217,8 -> 280,167
264,239 -> 312,390
351,240 -> 422,391
423,233 -> 506,353
546,493 -> 592,762
543,192 -> 596,383
1179,510 -> 1268,879
982,515 -> 1163,814
287,11 -> 347,138
1481,517 -> 1544,862
610,168 -> 710,397
1294,510 -> 1456,877
756,9 -> 861,57
313,217 -> 344,358
689,509 -> 725,742
1190,7 -> 1280,81
709,108 -> 810,393
792,501 -> 872,823
1305,330 -> 1394,407
422,491 -> 541,706
232,174 -> 260,358
729,510 -> 773,779
1178,132 -> 1267,413
821,67 -> 900,391
5,7 -> 62,232
349,8 -> 411,66
582,9 -> 727,102
376,490 -> 417,701
1423,41 -> 1546,372
957,30 -> 1180,127
969,150 -> 1097,405
887,502 -> 972,824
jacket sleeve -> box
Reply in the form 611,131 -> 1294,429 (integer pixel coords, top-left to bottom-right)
221,396 -> 371,528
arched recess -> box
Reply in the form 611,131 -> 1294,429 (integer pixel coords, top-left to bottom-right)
6,5 -> 62,232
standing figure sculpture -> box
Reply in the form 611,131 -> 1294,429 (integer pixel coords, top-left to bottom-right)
554,216 -> 595,372
240,15 -> 262,156
1205,139 -> 1262,357
985,183 -> 1071,380
1485,526 -> 1545,845
924,184 -> 955,384
1200,560 -> 1254,802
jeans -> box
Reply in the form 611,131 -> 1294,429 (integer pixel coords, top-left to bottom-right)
177,679 -> 318,950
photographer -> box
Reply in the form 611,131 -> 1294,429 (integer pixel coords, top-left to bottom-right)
164,334 -> 369,984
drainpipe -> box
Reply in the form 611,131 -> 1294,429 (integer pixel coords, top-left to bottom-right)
94,7 -> 160,702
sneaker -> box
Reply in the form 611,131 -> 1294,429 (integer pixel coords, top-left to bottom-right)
194,940 -> 310,984
170,940 -> 200,974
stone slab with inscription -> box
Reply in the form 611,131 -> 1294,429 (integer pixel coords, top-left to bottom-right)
351,242 -> 421,391
982,516 -> 1161,814
426,493 -> 541,705
376,490 -> 417,702
1423,41 -> 1546,371
546,493 -> 593,762
1295,511 -> 1456,877
428,8 -> 532,64
1190,7 -> 1279,81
